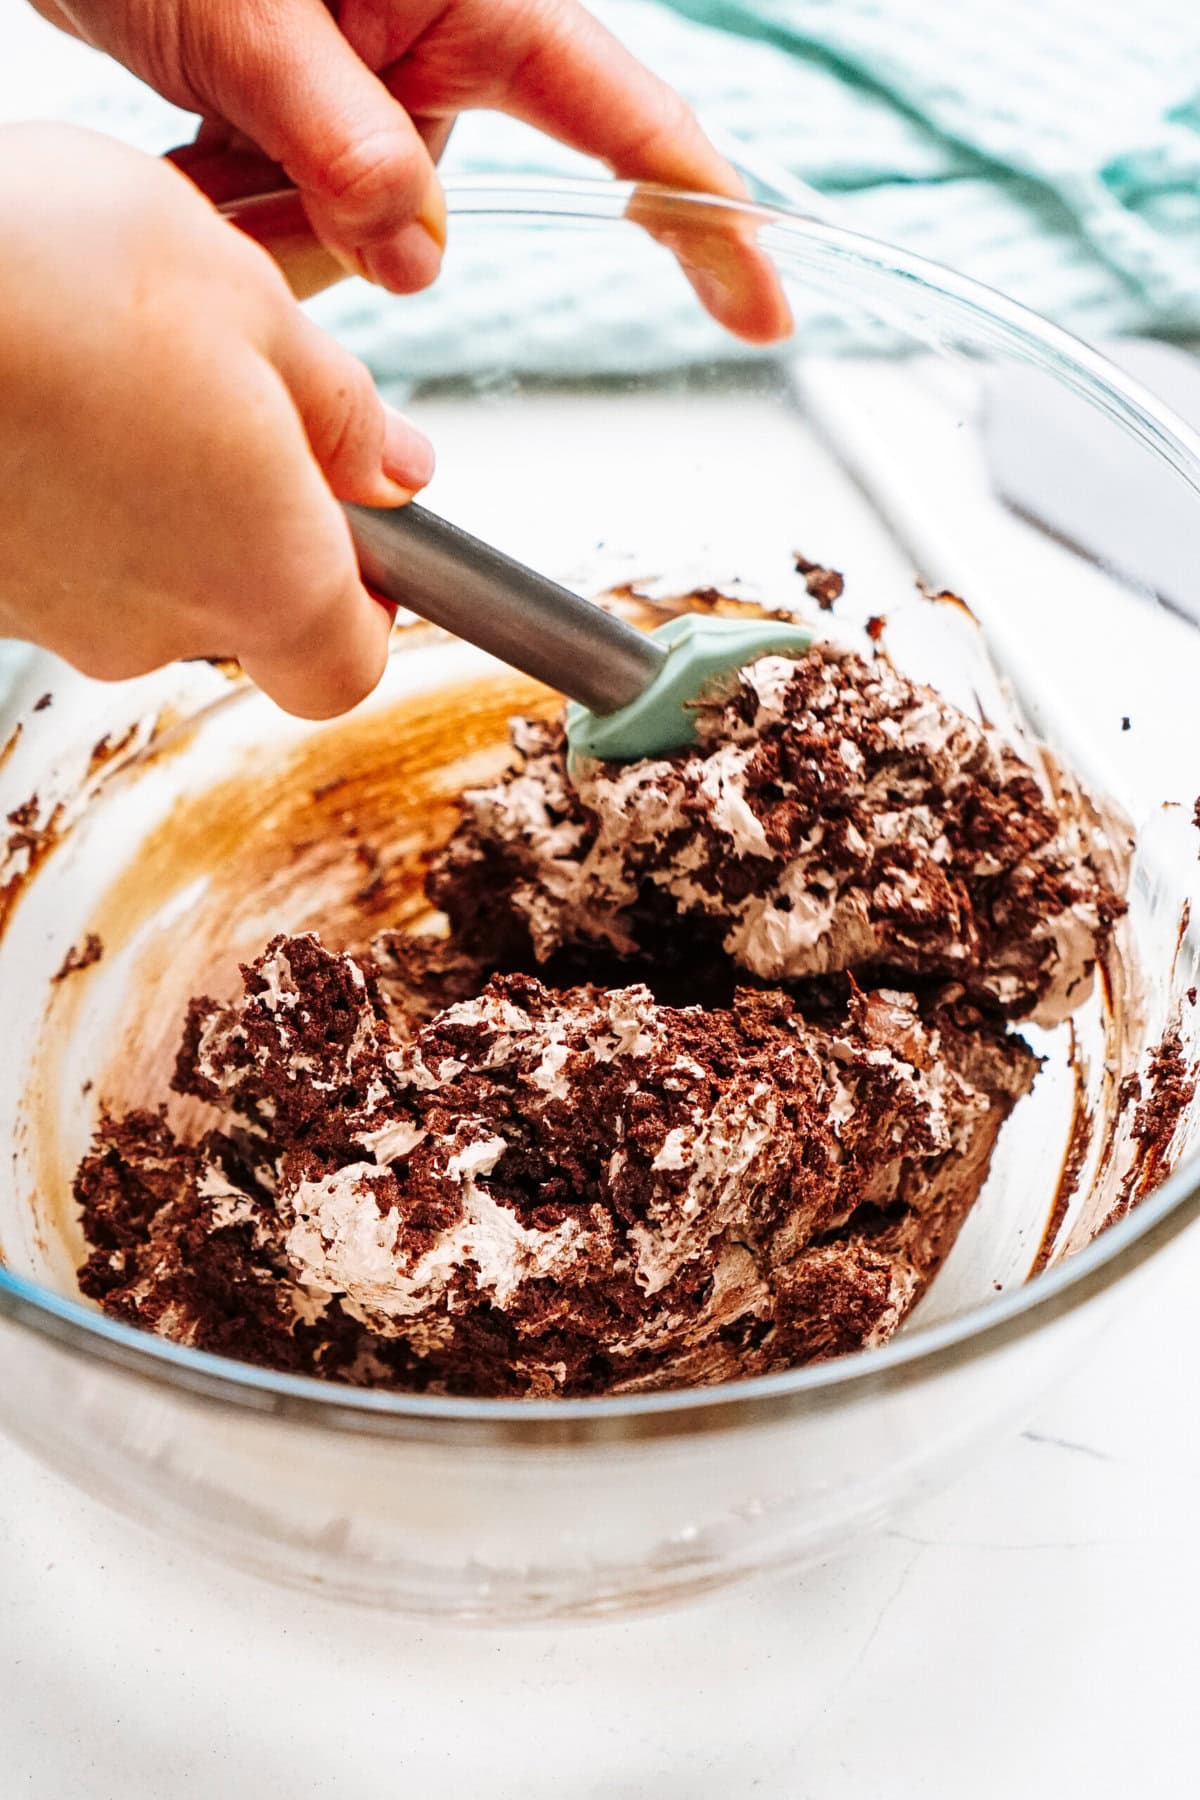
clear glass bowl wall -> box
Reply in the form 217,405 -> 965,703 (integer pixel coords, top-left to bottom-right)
0,184 -> 1197,1622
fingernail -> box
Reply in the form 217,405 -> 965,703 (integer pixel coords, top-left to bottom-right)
419,183 -> 448,252
382,408 -> 435,490
376,479 -> 416,505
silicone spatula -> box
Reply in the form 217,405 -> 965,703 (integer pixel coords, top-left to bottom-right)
346,501 -> 812,761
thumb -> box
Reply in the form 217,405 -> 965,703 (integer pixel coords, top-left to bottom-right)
195,0 -> 446,293
238,551 -> 396,721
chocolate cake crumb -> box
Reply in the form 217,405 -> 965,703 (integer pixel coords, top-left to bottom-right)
1117,1025 -> 1198,1212
1117,1073 -> 1142,1111
1121,717 -> 1131,732
3,792 -> 59,867
53,933 -> 104,983
793,553 -> 844,610
32,693 -> 52,713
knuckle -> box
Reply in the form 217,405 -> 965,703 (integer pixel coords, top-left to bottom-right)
127,2 -> 191,103
618,87 -> 695,164
314,364 -> 379,476
505,3 -> 576,90
314,129 -> 424,224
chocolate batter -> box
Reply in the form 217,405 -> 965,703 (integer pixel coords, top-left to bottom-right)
78,936 -> 1037,1394
74,638 -> 1126,1395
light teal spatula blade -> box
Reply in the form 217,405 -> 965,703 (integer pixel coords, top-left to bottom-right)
565,613 -> 813,761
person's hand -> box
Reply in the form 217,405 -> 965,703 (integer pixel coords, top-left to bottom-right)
0,124 -> 433,718
31,0 -> 790,342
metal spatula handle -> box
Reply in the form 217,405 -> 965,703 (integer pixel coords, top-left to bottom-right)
344,503 -> 667,714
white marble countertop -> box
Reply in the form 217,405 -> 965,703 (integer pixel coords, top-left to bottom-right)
2,12 -> 1199,1795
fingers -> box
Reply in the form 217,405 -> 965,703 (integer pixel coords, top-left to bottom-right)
390,0 -> 792,343
0,120 -> 398,723
173,113 -> 458,300
168,0 -> 786,333
270,309 -> 435,502
511,3 -> 789,344
225,379 -> 396,720
191,0 -> 446,293
626,185 -> 794,347
240,310 -> 433,716
238,553 -> 395,720
490,4 -> 745,197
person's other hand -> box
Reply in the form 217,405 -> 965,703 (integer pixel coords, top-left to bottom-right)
31,0 -> 791,341
0,124 -> 433,718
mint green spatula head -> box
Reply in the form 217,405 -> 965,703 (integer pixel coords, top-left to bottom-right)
565,613 -> 813,762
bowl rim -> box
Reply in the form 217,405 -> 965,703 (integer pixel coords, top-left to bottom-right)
1,175 -> 1198,1444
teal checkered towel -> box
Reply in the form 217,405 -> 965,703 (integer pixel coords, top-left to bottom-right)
48,0 -> 1200,375
312,0 -> 1200,379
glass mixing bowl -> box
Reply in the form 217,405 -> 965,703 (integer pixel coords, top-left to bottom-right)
1,182 -> 1198,1622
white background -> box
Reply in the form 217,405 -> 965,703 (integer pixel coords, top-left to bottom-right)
2,9 -> 1199,1795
